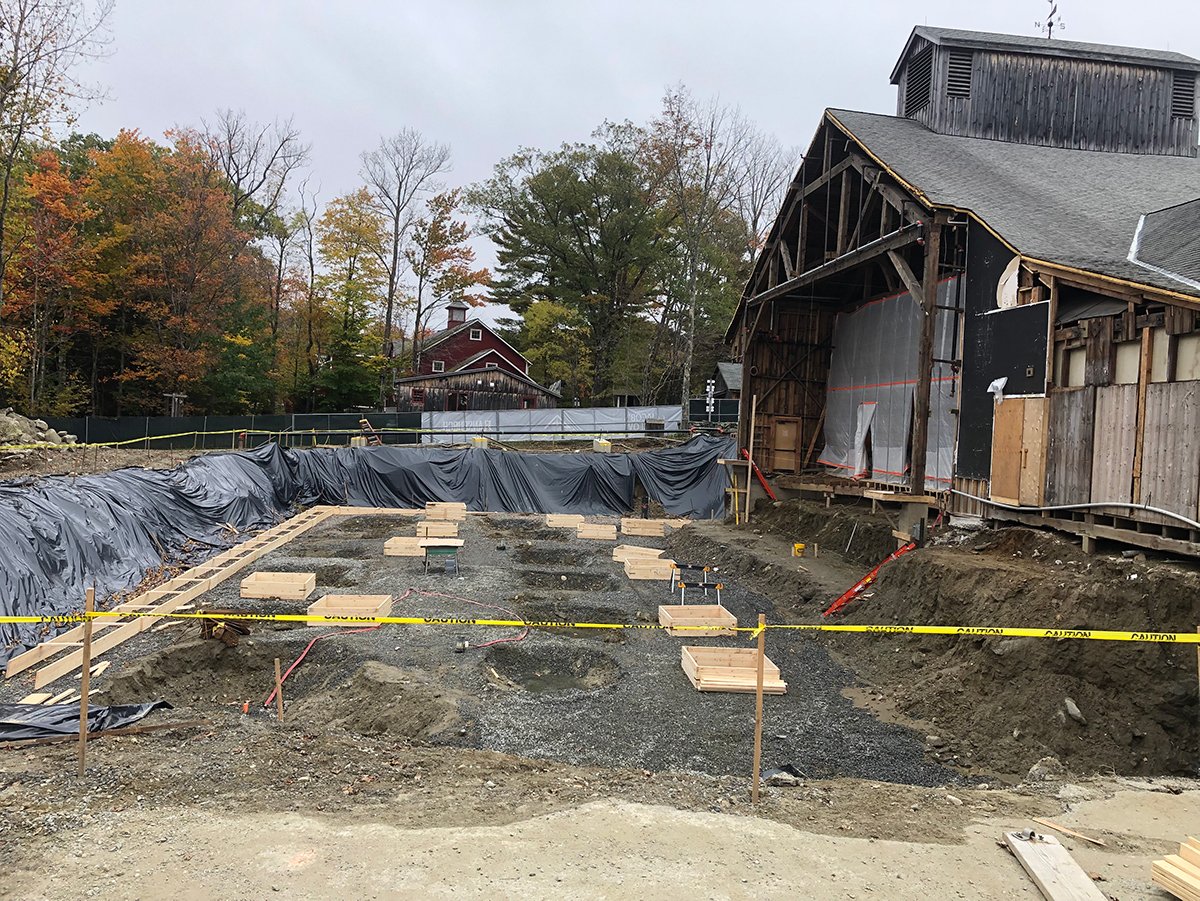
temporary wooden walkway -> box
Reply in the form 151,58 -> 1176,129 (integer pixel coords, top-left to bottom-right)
5,505 -> 401,689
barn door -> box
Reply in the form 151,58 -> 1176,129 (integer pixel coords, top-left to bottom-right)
989,397 -> 1025,505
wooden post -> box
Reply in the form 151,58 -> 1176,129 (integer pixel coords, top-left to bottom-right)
751,613 -> 766,803
77,587 -> 95,777
274,658 -> 284,723
1131,326 -> 1153,502
909,216 -> 945,495
745,394 -> 758,524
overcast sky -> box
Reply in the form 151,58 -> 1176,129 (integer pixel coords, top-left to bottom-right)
72,0 -> 1199,324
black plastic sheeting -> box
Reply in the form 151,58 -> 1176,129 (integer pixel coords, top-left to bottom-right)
0,436 -> 733,664
0,700 -> 170,741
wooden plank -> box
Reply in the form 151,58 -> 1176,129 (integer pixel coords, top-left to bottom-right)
576,524 -> 617,541
990,397 -> 1025,503
417,538 -> 465,548
1153,858 -> 1200,901
613,545 -> 664,563
1090,385 -> 1137,507
620,518 -> 667,537
1030,818 -> 1105,847
417,521 -> 458,538
1045,388 -> 1096,505
1020,397 -> 1048,507
383,536 -> 424,557
1004,832 -> 1106,901
1139,381 -> 1200,521
240,571 -> 316,600
46,688 -> 77,705
1132,326 -> 1154,502
19,692 -> 52,704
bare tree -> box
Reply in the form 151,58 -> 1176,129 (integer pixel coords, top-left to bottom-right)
737,133 -> 800,253
649,87 -> 752,408
295,182 -> 321,411
203,109 -> 310,233
359,129 -> 451,402
0,0 -> 113,312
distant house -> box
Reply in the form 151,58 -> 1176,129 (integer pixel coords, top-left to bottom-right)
713,362 -> 742,400
397,301 -> 560,411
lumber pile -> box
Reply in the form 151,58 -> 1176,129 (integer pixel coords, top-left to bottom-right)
383,536 -> 423,557
424,502 -> 467,521
1154,837 -> 1200,901
612,544 -> 664,564
417,521 -> 458,538
546,513 -> 585,528
681,646 -> 787,694
620,517 -> 666,537
307,593 -> 392,624
659,604 -> 736,636
576,523 -> 617,541
239,571 -> 316,600
624,557 -> 676,580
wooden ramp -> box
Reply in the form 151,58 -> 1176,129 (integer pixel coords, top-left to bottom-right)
1004,831 -> 1106,901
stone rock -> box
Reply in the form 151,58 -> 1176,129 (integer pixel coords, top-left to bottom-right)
44,429 -> 61,445
925,735 -> 945,747
944,794 -> 964,806
62,433 -> 77,444
1027,756 -> 1067,782
763,770 -> 802,787
1063,697 -> 1087,726
33,419 -> 48,430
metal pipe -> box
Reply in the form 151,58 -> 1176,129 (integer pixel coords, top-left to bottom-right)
949,489 -> 1200,531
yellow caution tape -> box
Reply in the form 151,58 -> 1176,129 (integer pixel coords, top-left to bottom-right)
1,611 -> 1197,643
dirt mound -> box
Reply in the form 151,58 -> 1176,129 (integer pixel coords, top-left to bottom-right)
836,534 -> 1200,777
484,643 -> 620,692
752,499 -> 895,567
293,661 -> 463,740
102,638 -> 288,707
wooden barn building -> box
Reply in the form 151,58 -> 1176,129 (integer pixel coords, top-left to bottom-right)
395,301 -> 560,411
728,26 -> 1200,556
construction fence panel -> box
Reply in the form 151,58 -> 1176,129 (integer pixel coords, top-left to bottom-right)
419,405 -> 684,444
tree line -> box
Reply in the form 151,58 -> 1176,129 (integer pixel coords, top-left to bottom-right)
0,0 -> 795,418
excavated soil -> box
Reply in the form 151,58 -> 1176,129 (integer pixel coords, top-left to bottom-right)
484,644 -> 621,692
686,502 -> 1200,778
751,498 -> 896,567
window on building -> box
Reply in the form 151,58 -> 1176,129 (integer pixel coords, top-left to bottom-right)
469,328 -> 483,341
410,387 -> 425,403
432,360 -> 445,373
485,362 -> 498,369
947,50 -> 973,98
1171,71 -> 1197,119
904,45 -> 934,116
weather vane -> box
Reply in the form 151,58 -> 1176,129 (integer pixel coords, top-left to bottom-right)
1036,0 -> 1065,38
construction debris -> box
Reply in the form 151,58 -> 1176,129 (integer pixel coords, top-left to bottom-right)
1153,837 -> 1200,901
1004,830 -> 1106,901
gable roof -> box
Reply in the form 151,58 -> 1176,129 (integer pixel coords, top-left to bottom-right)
891,26 -> 1200,82
715,361 -> 742,393
395,365 -> 560,397
453,348 -> 516,372
827,108 -> 1200,298
420,316 -> 529,366
1131,198 -> 1200,290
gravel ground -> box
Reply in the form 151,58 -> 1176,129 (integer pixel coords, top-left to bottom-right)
2,511 -> 959,787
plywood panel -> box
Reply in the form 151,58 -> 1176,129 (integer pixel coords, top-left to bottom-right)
1139,381 -> 1200,519
989,397 -> 1025,504
1019,397 -> 1047,506
1045,388 -> 1096,506
774,419 -> 799,472
1090,385 -> 1137,506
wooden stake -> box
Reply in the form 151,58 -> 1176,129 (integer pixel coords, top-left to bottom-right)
751,613 -> 766,803
745,394 -> 758,524
77,587 -> 95,777
274,657 -> 284,723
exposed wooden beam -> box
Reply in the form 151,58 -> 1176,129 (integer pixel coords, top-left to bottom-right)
887,249 -> 924,298
747,225 -> 923,308
835,170 -> 852,255
845,153 -> 930,226
909,214 -> 947,494
779,243 -> 795,279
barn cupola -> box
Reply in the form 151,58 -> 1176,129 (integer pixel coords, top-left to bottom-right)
446,300 -> 468,327
890,26 -> 1200,157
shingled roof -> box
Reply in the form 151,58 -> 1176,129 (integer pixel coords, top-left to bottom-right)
891,26 -> 1200,82
1131,199 -> 1200,290
828,108 -> 1200,297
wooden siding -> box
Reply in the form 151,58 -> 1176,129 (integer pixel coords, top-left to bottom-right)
1019,397 -> 1047,506
1139,381 -> 1200,520
989,397 -> 1024,504
1090,385 -> 1138,507
1044,388 -> 1096,505
896,45 -> 1198,157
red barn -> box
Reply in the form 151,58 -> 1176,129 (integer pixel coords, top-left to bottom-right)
396,302 -> 560,411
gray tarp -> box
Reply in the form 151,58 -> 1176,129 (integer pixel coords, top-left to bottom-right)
0,436 -> 733,664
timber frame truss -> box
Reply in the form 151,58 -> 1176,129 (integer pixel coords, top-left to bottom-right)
732,113 -> 965,491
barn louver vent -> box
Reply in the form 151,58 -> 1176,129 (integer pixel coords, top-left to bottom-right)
904,45 -> 934,116
1171,71 -> 1196,119
947,50 -> 973,98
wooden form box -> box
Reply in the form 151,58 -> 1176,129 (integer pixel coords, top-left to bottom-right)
577,523 -> 617,541
621,518 -> 666,537
425,502 -> 467,521
308,593 -> 393,625
546,513 -> 585,528
239,571 -> 316,601
613,544 -> 664,564
659,604 -> 736,636
624,559 -> 677,581
384,536 -> 423,557
417,521 -> 458,538
681,646 -> 787,694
